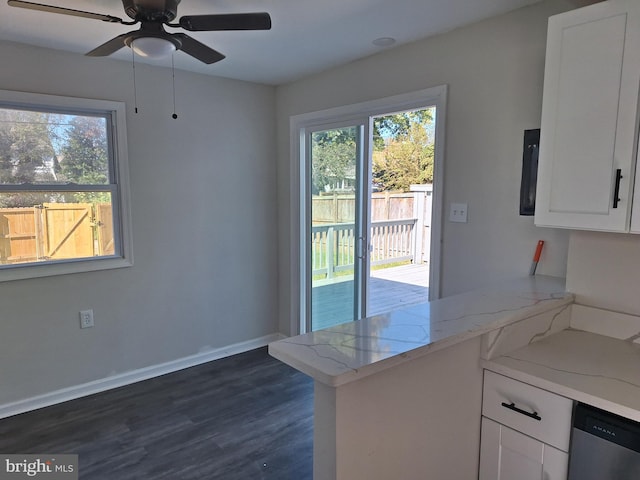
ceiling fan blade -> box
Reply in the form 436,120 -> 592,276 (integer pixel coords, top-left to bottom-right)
172,33 -> 225,64
86,32 -> 134,57
178,13 -> 272,31
7,0 -> 129,24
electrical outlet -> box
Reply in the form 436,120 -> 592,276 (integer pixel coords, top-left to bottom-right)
79,309 -> 94,329
449,203 -> 468,223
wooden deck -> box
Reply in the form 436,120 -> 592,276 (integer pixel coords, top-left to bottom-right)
312,263 -> 429,330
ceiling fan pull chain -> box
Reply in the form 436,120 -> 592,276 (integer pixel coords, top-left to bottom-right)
131,48 -> 139,114
171,54 -> 178,119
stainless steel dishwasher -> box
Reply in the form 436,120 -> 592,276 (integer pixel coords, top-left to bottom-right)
568,403 -> 640,479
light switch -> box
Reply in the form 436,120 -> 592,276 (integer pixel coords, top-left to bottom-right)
449,203 -> 468,223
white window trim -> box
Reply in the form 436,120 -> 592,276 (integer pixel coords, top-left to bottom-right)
0,89 -> 133,281
289,85 -> 447,335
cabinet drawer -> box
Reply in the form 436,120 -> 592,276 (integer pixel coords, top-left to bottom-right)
482,370 -> 572,451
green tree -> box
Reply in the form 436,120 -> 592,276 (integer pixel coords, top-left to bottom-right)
372,121 -> 434,191
308,109 -> 435,195
0,110 -> 14,184
373,109 -> 434,150
0,109 -> 57,207
7,110 -> 55,183
311,128 -> 357,194
0,110 -> 110,207
59,116 -> 109,203
59,116 -> 108,184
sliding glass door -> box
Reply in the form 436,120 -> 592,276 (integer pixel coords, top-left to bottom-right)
305,122 -> 368,331
294,85 -> 447,334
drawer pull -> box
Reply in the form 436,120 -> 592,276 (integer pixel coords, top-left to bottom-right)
501,402 -> 541,421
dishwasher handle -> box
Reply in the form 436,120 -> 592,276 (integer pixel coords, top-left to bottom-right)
501,401 -> 542,421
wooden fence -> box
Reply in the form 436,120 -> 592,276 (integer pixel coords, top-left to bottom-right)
311,186 -> 432,279
312,191 -> 416,223
0,203 -> 114,264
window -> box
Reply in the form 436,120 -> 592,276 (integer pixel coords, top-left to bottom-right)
0,90 -> 132,281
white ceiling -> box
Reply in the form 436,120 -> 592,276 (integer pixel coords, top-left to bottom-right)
0,0 -> 546,85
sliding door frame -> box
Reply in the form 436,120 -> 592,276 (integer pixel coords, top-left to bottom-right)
304,120 -> 369,332
289,85 -> 447,335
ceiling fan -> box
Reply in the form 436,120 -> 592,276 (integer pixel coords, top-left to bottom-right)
7,0 -> 272,64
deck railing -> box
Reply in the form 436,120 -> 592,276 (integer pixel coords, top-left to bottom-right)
311,219 -> 418,278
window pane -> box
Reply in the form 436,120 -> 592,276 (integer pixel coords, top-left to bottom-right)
310,126 -> 360,330
0,192 -> 115,265
0,108 -> 109,185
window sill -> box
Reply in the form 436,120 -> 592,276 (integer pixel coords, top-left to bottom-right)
0,256 -> 133,282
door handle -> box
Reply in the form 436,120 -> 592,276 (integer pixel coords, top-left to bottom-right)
356,237 -> 365,260
613,169 -> 623,209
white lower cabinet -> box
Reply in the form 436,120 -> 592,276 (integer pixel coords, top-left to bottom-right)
479,417 -> 568,480
479,371 -> 572,480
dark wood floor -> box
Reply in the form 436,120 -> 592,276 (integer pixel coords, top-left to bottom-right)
0,347 -> 313,480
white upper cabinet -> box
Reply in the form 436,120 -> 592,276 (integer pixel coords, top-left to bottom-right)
535,0 -> 640,232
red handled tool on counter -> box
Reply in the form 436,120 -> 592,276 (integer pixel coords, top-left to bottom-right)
529,240 -> 544,276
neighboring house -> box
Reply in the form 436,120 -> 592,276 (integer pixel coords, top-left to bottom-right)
322,164 -> 356,193
31,157 -> 58,182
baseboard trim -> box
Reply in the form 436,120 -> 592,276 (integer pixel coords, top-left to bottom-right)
0,333 -> 286,420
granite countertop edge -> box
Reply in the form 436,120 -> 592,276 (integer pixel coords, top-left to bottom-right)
270,275 -> 573,387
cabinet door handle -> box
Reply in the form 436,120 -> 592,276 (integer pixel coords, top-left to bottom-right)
501,402 -> 542,421
613,168 -> 623,209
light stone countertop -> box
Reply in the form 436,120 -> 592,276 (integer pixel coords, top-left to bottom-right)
484,329 -> 640,423
269,275 -> 572,387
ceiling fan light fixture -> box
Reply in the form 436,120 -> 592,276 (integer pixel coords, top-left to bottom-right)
131,37 -> 176,59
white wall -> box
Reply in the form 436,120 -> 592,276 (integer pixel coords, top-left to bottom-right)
275,0 -> 581,335
567,231 -> 640,315
0,41 -> 278,407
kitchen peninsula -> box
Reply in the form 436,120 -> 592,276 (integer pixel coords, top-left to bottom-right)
269,275 -> 572,480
